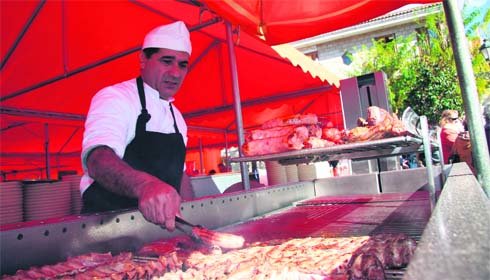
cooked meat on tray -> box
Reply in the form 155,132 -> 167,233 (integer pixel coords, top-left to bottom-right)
3,233 -> 417,280
242,107 -> 407,156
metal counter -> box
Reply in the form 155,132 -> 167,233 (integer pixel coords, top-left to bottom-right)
404,163 -> 490,280
2,163 -> 489,279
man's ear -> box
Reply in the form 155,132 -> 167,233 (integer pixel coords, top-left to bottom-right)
139,51 -> 146,69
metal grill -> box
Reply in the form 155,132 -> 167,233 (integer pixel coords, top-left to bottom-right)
385,268 -> 407,280
223,191 -> 430,279
228,191 -> 430,239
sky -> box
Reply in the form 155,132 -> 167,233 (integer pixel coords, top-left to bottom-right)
465,0 -> 488,8
464,0 -> 489,37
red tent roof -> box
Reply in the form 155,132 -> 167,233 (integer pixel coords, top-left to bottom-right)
1,0 -> 443,180
0,0 -> 340,180
202,0 -> 441,45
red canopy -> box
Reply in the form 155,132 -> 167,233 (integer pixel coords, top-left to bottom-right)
203,0 -> 441,45
2,0 -> 444,180
0,0 -> 340,180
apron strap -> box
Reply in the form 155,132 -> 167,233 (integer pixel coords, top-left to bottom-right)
169,103 -> 180,134
136,77 -> 151,135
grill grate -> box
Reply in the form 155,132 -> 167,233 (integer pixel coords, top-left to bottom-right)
385,268 -> 407,280
227,191 -> 430,241
223,191 -> 431,279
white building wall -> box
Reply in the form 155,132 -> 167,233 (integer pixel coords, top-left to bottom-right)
292,4 -> 441,79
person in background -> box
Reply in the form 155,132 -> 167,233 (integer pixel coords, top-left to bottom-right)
484,102 -> 490,152
400,153 -> 419,169
218,162 -> 228,173
451,130 -> 474,174
439,109 -> 465,164
80,21 -> 193,230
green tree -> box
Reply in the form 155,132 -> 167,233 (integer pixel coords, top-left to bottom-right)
349,4 -> 489,124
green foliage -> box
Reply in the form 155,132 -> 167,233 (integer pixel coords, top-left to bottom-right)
348,4 -> 489,125
406,61 -> 462,122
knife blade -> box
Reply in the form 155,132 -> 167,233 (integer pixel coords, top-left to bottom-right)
173,216 -> 245,249
174,216 -> 203,243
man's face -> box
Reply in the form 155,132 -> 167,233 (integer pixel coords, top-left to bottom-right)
140,48 -> 189,100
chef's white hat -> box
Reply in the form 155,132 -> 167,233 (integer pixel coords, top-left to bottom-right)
142,21 -> 192,55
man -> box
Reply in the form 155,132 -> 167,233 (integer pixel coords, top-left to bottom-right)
80,21 -> 192,231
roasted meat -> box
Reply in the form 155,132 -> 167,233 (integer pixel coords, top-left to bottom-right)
243,125 -> 317,156
322,127 -> 344,144
4,233 -> 416,280
347,253 -> 386,280
262,113 -> 318,129
345,107 -> 407,142
352,233 -> 417,268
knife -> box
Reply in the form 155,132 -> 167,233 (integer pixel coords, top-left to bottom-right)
173,216 -> 245,249
174,216 -> 203,243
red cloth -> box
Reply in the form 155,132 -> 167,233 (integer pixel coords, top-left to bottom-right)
440,123 -> 464,164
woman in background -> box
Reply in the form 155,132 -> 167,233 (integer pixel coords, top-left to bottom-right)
439,110 -> 465,164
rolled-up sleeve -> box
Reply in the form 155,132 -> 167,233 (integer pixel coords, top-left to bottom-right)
81,87 -> 134,171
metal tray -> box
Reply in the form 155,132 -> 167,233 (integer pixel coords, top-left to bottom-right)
230,136 -> 437,165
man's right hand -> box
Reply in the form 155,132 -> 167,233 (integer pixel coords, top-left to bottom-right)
138,181 -> 181,231
86,147 -> 182,230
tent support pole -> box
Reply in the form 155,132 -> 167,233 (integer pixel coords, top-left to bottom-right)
443,0 -> 490,197
225,131 -> 229,167
226,21 -> 250,191
44,123 -> 51,180
199,138 -> 204,174
0,1 -> 45,70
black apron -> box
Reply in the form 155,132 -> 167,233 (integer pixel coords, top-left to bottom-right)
82,77 -> 186,213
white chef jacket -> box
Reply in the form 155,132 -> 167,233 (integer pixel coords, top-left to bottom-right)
80,78 -> 188,194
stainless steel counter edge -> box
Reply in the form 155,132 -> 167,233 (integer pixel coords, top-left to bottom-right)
403,162 -> 490,280
0,182 -> 314,275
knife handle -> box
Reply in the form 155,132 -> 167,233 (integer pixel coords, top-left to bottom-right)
175,216 -> 196,227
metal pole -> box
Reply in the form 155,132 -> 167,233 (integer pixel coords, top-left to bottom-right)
443,0 -> 490,196
225,21 -> 250,190
199,137 -> 204,175
421,116 -> 436,211
44,123 -> 50,180
437,128 -> 447,185
224,131 -> 229,167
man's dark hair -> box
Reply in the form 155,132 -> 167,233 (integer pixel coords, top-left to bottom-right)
142,48 -> 160,59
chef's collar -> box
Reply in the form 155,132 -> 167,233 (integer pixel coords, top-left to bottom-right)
142,81 -> 175,103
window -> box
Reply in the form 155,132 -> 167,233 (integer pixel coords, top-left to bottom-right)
304,50 -> 319,61
374,33 -> 396,52
374,33 -> 395,44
